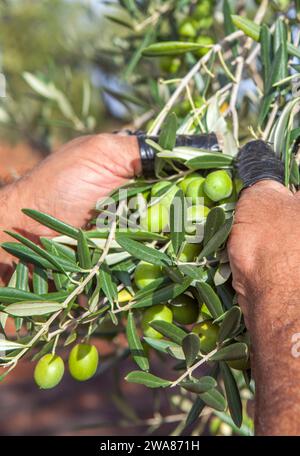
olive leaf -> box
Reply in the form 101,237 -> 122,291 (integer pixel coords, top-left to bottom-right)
170,188 -> 186,256
220,362 -> 243,428
116,236 -> 172,267
186,153 -> 233,169
125,371 -> 172,388
77,229 -> 92,269
127,312 -> 149,371
149,320 -> 187,345
210,342 -> 248,362
99,263 -> 118,307
182,333 -> 201,367
197,282 -> 223,319
218,306 -> 242,343
143,337 -> 180,354
159,112 -> 177,150
199,388 -> 227,412
142,41 -> 209,57
4,301 -> 63,317
198,217 -> 233,259
132,277 -> 192,309
22,208 -> 79,239
32,267 -> 49,295
180,376 -> 217,394
203,207 -> 226,245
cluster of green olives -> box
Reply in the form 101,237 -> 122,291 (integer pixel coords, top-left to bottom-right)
159,0 -> 214,76
139,169 -> 235,234
129,169 -> 248,368
34,343 -> 99,389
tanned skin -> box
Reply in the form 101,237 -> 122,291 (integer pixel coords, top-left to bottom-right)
0,135 -> 299,434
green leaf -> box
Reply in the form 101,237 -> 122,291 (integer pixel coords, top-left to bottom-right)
0,288 -> 41,304
231,15 -> 300,59
2,243 -> 82,273
170,188 -> 186,256
185,153 -> 233,169
260,24 -> 272,89
223,0 -> 237,57
220,362 -> 243,427
185,397 -> 206,428
125,371 -> 171,388
178,264 -> 207,281
127,312 -> 149,371
143,337 -> 180,354
199,388 -> 227,411
182,333 -> 201,367
132,277 -> 192,309
158,112 -> 177,150
89,273 -> 101,312
77,229 -> 92,269
180,376 -> 217,394
210,342 -> 248,362
15,261 -> 29,291
142,41 -> 209,57
274,18 -> 288,81
5,231 -> 66,274
0,339 -> 27,351
41,238 -> 77,263
99,263 -> 118,306
4,301 -> 63,317
199,217 -> 233,259
149,320 -> 187,345
22,209 -> 79,239
116,236 -> 172,267
166,345 -> 185,360
197,282 -> 223,319
218,306 -> 242,343
203,207 -> 226,245
32,267 -> 48,295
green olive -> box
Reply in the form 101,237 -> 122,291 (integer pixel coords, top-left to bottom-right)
159,56 -> 181,74
186,177 -> 213,206
34,354 -> 65,389
134,261 -> 162,290
195,35 -> 214,57
151,182 -> 180,208
178,20 -> 197,39
204,170 -> 233,202
178,173 -> 202,194
170,294 -> 199,325
140,203 -> 169,232
192,320 -> 219,353
186,205 -> 210,233
141,304 -> 173,339
193,0 -> 212,19
68,344 -> 99,381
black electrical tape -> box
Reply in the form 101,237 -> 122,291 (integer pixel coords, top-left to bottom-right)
137,132 -> 220,178
236,140 -> 285,189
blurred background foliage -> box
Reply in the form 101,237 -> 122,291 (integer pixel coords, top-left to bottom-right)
0,0 -> 290,156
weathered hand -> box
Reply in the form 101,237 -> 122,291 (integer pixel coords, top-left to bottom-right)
228,179 -> 300,435
0,133 -> 141,277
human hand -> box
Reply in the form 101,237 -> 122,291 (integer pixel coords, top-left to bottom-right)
0,133 -> 141,277
228,179 -> 300,435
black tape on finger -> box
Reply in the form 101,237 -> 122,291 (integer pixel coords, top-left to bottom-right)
137,132 -> 219,178
236,140 -> 285,190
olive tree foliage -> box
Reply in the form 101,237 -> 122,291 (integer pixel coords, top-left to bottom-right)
0,0 -> 300,436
